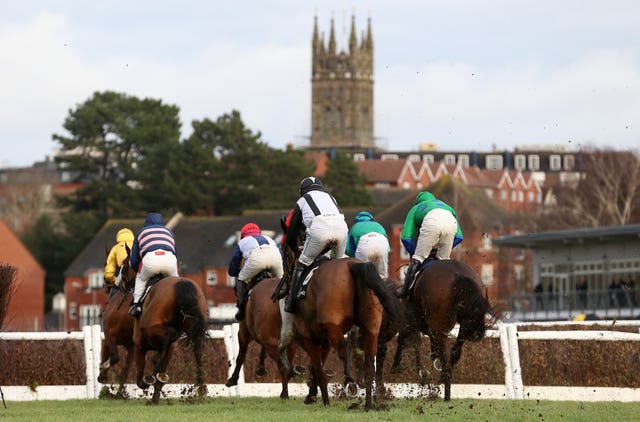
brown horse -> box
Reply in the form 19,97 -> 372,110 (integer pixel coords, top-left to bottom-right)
97,246 -> 137,396
225,275 -> 297,399
408,259 -> 494,401
278,244 -> 403,410
132,276 -> 209,404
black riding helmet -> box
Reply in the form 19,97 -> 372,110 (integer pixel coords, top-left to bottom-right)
299,176 -> 324,195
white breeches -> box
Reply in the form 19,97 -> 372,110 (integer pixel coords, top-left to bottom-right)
299,214 -> 348,266
238,245 -> 284,281
355,232 -> 390,279
414,208 -> 458,262
133,250 -> 179,302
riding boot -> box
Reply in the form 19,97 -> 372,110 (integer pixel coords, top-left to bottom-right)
396,258 -> 421,298
128,302 -> 142,318
272,277 -> 289,300
285,265 -> 306,313
234,280 -> 248,321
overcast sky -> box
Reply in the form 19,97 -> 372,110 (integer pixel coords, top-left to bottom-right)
1,1 -> 639,167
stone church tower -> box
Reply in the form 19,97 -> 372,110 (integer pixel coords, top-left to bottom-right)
310,15 -> 375,149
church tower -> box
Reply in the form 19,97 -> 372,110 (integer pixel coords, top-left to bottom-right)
310,15 -> 375,149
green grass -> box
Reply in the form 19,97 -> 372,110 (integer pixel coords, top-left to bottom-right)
2,397 -> 639,422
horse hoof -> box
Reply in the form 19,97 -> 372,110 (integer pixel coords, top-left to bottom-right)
156,373 -> 169,383
100,361 -> 111,370
225,378 -> 237,387
304,395 -> 316,405
143,375 -> 156,386
279,391 -> 289,400
433,358 -> 442,371
294,365 -> 307,374
255,366 -> 267,377
345,382 -> 359,398
325,369 -> 336,378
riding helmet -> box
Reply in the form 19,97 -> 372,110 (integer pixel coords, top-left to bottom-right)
299,176 -> 324,195
240,223 -> 261,239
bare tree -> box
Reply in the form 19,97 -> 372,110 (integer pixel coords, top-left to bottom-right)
0,264 -> 17,408
551,148 -> 640,228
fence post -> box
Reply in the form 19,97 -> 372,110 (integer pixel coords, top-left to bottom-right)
506,324 -> 524,399
82,325 -> 95,399
91,324 -> 103,398
498,323 -> 515,399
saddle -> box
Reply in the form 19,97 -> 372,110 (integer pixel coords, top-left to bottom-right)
249,270 -> 273,290
140,273 -> 168,306
298,255 -> 329,299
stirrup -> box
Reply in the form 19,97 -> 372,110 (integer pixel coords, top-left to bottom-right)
128,304 -> 142,318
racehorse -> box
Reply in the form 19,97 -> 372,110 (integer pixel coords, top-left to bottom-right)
278,243 -> 403,411
408,259 -> 495,401
225,274 -> 297,399
97,246 -> 137,396
132,275 -> 209,404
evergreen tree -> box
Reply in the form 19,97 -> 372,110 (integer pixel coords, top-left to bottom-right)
52,91 -> 182,219
322,151 -> 372,207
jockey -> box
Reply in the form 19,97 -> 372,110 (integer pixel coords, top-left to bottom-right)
228,222 -> 284,321
283,176 -> 348,313
128,213 -> 179,318
346,211 -> 390,279
397,191 -> 463,298
103,227 -> 134,291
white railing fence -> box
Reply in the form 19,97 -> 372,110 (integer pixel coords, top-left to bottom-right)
1,321 -> 639,402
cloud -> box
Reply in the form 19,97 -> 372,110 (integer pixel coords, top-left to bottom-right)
377,50 -> 640,150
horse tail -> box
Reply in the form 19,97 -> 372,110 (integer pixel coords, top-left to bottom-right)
175,279 -> 209,348
349,261 -> 405,333
453,273 -> 494,342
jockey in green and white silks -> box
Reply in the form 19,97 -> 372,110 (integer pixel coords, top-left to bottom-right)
397,192 -> 463,298
346,211 -> 390,279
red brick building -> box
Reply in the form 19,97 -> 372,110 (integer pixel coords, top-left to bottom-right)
0,219 -> 45,331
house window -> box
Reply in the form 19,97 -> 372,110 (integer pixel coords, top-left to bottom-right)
518,191 -> 524,202
528,155 -> 540,170
207,271 -> 218,286
444,154 -> 455,165
514,265 -> 524,282
481,233 -> 492,251
549,155 -> 561,171
69,302 -> 77,321
528,191 -> 535,202
353,153 -> 365,161
407,154 -> 420,162
564,155 -> 575,170
486,155 -> 503,170
485,189 -> 494,199
511,191 -> 517,201
500,190 -> 508,201
514,154 -> 526,170
381,154 -> 399,160
481,264 -> 494,286
458,154 -> 470,168
87,270 -> 103,289
422,154 -> 434,163
402,181 -> 411,189
79,304 -> 101,327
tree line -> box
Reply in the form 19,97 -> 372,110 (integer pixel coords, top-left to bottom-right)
22,90 -> 372,309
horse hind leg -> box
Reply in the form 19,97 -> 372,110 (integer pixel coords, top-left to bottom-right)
255,347 -> 268,377
115,344 -> 134,398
